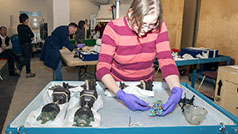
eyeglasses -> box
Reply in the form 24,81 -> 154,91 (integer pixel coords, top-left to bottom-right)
141,22 -> 159,30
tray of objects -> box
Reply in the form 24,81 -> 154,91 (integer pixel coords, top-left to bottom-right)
5,81 -> 238,134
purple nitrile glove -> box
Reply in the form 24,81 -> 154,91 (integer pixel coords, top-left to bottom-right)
77,43 -> 85,48
116,89 -> 150,111
161,87 -> 183,116
76,48 -> 81,53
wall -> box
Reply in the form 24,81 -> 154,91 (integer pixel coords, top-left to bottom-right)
0,0 -> 185,50
0,0 -> 99,35
47,0 -> 70,34
196,0 -> 238,63
70,0 -> 99,23
0,0 -> 47,36
181,0 -> 197,48
161,0 -> 185,49
109,0 -> 184,50
47,0 -> 54,35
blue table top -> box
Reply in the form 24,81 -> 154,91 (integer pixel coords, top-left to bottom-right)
175,55 -> 230,66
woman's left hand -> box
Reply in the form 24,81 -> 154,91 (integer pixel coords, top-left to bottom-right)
161,87 -> 183,116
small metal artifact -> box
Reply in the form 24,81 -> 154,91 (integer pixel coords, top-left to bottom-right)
119,82 -> 129,90
178,94 -> 195,112
53,87 -> 71,104
74,80 -> 98,127
37,83 -> 72,124
37,103 -> 60,124
74,107 -> 94,127
137,80 -> 153,91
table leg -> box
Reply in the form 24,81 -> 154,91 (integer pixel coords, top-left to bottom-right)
78,66 -> 81,81
191,64 -> 197,88
199,64 -> 204,76
226,58 -> 230,65
94,65 -> 97,79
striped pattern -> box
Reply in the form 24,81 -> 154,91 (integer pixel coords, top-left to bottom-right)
96,17 -> 179,81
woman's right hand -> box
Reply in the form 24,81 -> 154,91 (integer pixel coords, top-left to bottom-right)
116,89 -> 150,111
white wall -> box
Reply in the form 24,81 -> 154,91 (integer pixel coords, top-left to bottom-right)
0,0 -> 47,35
47,0 -> 54,35
47,0 -> 70,34
53,0 -> 70,28
70,0 -> 99,23
0,0 -> 132,36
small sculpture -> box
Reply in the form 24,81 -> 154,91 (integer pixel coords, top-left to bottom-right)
178,94 -> 195,112
137,80 -> 153,91
119,82 -> 129,90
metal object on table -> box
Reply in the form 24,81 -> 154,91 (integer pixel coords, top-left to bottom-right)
37,83 -> 72,124
137,80 -> 153,91
52,87 -> 71,104
74,107 -> 94,127
128,116 -> 143,127
37,103 -> 60,124
74,80 -> 98,127
179,94 -> 195,112
119,82 -> 129,90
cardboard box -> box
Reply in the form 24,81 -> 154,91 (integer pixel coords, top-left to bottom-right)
214,65 -> 238,116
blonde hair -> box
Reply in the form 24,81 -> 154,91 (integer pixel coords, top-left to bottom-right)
128,0 -> 163,34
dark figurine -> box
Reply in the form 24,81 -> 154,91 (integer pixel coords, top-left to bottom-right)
137,80 -> 153,91
178,93 -> 195,112
119,82 -> 129,90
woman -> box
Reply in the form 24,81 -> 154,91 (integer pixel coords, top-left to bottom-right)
96,0 -> 182,116
17,13 -> 35,78
75,20 -> 85,44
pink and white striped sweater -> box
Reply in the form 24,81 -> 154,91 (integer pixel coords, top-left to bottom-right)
96,17 -> 179,81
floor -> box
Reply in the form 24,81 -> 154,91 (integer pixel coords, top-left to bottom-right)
0,56 -> 215,134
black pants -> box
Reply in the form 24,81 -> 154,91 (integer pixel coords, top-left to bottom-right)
0,49 -> 19,74
19,43 -> 32,73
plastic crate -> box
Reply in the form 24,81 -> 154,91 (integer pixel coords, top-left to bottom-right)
181,48 -> 218,58
79,51 -> 98,61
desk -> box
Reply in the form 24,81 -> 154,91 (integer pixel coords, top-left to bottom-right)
60,49 -> 98,80
175,55 -> 230,88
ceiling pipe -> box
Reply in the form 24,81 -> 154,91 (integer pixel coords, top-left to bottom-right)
115,0 -> 120,19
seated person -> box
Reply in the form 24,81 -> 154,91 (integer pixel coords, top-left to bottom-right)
0,26 -> 20,76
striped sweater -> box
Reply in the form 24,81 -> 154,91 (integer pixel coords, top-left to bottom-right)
96,17 -> 179,81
